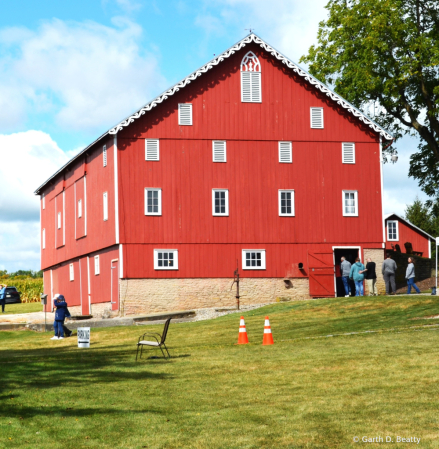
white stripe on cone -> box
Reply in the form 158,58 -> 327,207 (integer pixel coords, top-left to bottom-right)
264,328 -> 272,333
264,319 -> 270,326
240,319 -> 245,325
239,328 -> 247,332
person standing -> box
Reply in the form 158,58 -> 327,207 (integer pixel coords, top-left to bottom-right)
365,258 -> 378,296
0,284 -> 6,313
340,257 -> 352,297
382,253 -> 397,295
51,294 -> 69,340
349,257 -> 366,296
406,257 -> 421,294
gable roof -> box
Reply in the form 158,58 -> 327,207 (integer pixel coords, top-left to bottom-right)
35,33 -> 392,195
384,213 -> 435,241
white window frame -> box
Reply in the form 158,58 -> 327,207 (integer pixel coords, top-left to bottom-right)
342,142 -> 355,164
154,249 -> 179,270
342,190 -> 358,217
212,189 -> 229,216
78,199 -> 82,218
278,190 -> 295,216
310,107 -> 324,129
242,250 -> 266,270
278,141 -> 292,163
94,255 -> 100,275
178,103 -> 193,126
144,188 -> 162,216
42,193 -> 45,210
103,192 -> 108,221
42,229 -> 46,249
212,140 -> 227,163
69,263 -> 74,281
241,71 -> 262,103
145,139 -> 160,161
57,212 -> 62,229
387,220 -> 399,241
103,144 -> 107,167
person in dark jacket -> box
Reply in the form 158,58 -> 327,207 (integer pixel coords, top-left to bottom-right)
382,253 -> 397,295
50,294 -> 71,340
406,257 -> 421,294
365,258 -> 378,296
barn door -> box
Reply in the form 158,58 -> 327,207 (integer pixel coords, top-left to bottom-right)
308,251 -> 335,298
111,259 -> 119,311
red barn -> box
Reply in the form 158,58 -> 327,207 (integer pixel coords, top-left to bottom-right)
384,213 -> 434,258
35,33 -> 394,315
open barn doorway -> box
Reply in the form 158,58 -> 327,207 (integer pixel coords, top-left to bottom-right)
333,248 -> 360,297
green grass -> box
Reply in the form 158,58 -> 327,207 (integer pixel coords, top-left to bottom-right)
1,295 -> 439,448
2,302 -> 42,315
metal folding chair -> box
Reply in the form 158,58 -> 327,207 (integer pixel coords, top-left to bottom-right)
136,317 -> 172,360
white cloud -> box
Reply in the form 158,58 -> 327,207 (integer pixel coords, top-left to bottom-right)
0,18 -> 166,133
200,0 -> 329,63
0,131 -> 70,222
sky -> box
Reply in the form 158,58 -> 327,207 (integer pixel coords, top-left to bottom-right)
0,0 -> 429,272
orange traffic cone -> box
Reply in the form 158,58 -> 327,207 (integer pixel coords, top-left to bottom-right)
262,316 -> 274,345
237,316 -> 249,344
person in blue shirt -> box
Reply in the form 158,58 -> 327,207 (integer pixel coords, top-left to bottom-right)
349,258 -> 367,297
0,284 -> 7,313
51,294 -> 71,340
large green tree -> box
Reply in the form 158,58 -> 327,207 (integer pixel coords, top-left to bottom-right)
300,0 -> 439,196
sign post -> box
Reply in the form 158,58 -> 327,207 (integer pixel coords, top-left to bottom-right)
40,294 -> 48,333
436,238 -> 439,295
77,327 -> 90,348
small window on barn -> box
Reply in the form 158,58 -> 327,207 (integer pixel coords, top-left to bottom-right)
279,142 -> 292,163
103,145 -> 107,167
212,189 -> 229,216
241,51 -> 261,103
69,263 -> 74,281
103,192 -> 108,221
78,199 -> 82,218
42,193 -> 45,210
213,141 -> 226,162
242,250 -> 266,270
178,104 -> 192,126
145,188 -> 162,215
145,139 -> 160,161
57,212 -> 62,229
42,229 -> 46,250
342,143 -> 355,164
154,249 -> 178,270
342,190 -> 358,216
279,190 -> 295,216
94,255 -> 100,275
310,108 -> 324,129
387,220 -> 399,241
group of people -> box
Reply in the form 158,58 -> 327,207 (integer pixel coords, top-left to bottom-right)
0,284 -> 7,313
340,254 -> 421,297
51,294 -> 72,340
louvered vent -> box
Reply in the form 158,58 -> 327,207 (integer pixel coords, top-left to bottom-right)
103,145 -> 107,167
241,72 -> 261,103
342,142 -> 355,164
278,142 -> 292,163
310,108 -> 324,129
145,139 -> 159,161
178,103 -> 192,125
213,141 -> 226,162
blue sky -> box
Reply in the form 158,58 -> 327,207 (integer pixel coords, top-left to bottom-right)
0,0 -> 428,272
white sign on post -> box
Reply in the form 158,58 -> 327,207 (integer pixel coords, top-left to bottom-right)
77,327 -> 90,348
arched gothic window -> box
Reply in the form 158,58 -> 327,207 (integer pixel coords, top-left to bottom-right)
240,51 -> 262,103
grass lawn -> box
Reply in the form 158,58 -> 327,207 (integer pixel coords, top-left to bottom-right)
2,302 -> 42,315
1,295 -> 439,448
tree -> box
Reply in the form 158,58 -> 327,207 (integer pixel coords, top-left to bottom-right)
404,196 -> 435,234
300,0 -> 439,196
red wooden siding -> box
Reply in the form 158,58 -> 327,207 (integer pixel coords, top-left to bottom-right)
40,138 -> 116,270
385,218 -> 431,257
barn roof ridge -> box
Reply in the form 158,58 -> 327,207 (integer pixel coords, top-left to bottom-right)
34,32 -> 392,195
384,212 -> 435,241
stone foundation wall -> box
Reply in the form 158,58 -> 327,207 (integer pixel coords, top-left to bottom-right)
67,303 -> 116,318
120,277 -> 310,316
